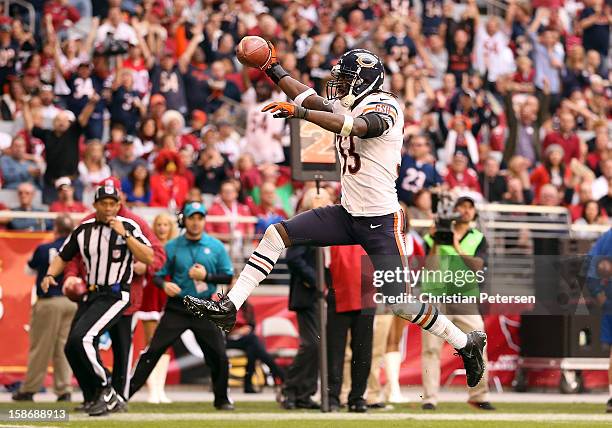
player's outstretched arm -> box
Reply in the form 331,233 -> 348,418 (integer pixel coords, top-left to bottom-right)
277,77 -> 333,112
260,42 -> 333,113
262,102 -> 390,139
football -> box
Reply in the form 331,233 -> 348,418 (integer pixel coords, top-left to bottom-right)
63,278 -> 87,302
236,36 -> 271,69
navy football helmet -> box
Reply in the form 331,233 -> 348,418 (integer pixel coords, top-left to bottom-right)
326,49 -> 385,108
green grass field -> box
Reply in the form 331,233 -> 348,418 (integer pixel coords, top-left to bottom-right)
0,401 -> 610,427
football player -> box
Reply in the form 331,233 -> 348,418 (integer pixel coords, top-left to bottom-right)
185,43 -> 486,388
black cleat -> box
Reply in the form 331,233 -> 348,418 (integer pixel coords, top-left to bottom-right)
468,401 -> 496,411
367,402 -> 386,409
348,401 -> 368,413
215,402 -> 235,411
455,331 -> 487,388
108,394 -> 128,413
57,393 -> 71,402
281,398 -> 296,410
295,398 -> 320,409
183,295 -> 237,332
89,385 -> 122,416
422,403 -> 436,410
88,396 -> 108,417
606,397 -> 612,413
74,401 -> 94,412
11,391 -> 33,401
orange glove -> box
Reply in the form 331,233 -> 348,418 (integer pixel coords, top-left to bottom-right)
262,101 -> 308,119
259,41 -> 278,71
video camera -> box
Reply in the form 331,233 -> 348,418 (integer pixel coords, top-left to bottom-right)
432,191 -> 461,245
97,32 -> 129,57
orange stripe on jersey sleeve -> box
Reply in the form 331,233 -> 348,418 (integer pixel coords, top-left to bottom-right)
362,103 -> 398,122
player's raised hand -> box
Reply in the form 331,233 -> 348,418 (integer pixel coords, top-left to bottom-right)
262,101 -> 307,119
260,41 -> 278,70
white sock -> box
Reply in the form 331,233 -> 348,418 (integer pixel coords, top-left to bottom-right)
227,273 -> 258,310
394,302 -> 468,349
609,384 -> 612,397
228,225 -> 286,309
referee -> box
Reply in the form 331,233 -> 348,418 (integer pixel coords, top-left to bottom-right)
128,201 -> 234,410
41,184 -> 154,416
63,177 -> 166,408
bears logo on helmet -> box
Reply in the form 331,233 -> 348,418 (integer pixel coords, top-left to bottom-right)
326,49 -> 384,109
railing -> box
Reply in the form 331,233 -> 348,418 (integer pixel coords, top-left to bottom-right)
482,0 -> 508,17
1,206 -> 609,243
1,205 -> 609,292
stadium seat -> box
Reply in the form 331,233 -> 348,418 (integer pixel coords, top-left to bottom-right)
226,348 -> 246,359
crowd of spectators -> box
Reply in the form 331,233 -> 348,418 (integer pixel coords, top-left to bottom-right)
0,0 -> 609,236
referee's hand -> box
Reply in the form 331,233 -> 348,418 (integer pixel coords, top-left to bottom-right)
134,261 -> 147,276
163,281 -> 181,297
109,217 -> 126,237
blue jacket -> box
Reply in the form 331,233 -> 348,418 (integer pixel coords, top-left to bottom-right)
29,237 -> 66,297
155,233 -> 233,299
0,155 -> 36,189
586,229 -> 612,313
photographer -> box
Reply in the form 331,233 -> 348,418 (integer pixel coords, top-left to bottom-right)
420,196 -> 494,411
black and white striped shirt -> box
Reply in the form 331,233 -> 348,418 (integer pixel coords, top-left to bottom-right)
59,216 -> 151,289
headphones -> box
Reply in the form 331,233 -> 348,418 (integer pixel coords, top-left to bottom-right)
177,201 -> 207,229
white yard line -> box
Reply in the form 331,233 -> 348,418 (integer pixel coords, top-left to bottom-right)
67,412 -> 612,422
3,390 -> 609,404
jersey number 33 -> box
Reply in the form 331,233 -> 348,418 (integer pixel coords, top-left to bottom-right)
336,135 -> 361,175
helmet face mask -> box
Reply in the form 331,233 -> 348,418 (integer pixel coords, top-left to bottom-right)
326,66 -> 361,101
325,49 -> 384,108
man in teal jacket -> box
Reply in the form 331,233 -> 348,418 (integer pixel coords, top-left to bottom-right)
128,202 -> 235,410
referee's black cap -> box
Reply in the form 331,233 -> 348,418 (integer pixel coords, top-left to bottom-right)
95,182 -> 120,202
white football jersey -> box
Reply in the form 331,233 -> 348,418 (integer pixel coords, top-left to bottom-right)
332,92 -> 404,216
243,88 -> 286,164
